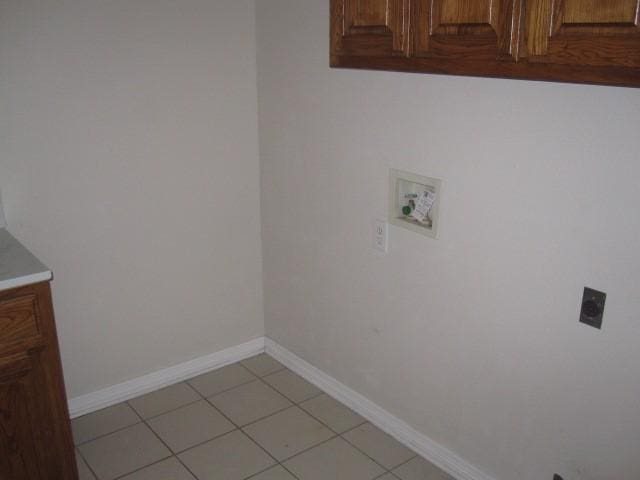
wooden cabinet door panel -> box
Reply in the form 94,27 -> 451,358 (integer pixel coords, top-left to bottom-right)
331,0 -> 410,57
413,0 -> 524,60
0,295 -> 40,345
526,0 -> 640,67
0,353 -> 51,480
0,283 -> 78,480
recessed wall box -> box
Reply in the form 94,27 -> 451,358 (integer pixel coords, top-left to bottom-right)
389,169 -> 442,238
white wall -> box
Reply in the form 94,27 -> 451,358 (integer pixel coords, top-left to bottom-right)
0,188 -> 5,228
0,0 -> 264,398
256,2 -> 640,480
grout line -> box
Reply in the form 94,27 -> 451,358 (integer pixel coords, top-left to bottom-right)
241,463 -> 297,480
297,397 -> 368,436
338,427 -> 398,473
389,455 -> 422,480
168,428 -> 240,456
256,371 -> 325,406
339,427 -> 418,473
375,473 -> 401,479
125,402 -> 189,476
138,412 -> 201,480
239,357 -> 287,378
111,454 -> 175,480
265,433 -> 339,464
390,454 -> 420,472
238,403 -> 298,428
74,447 -> 101,480
74,419 -> 144,447
169,454 -> 200,480
206,396 -> 294,429
182,379 -> 204,397
186,368 -> 260,398
132,397 -> 204,422
277,463 -> 302,480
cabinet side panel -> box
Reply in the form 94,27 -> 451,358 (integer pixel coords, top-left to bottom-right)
34,283 -> 79,480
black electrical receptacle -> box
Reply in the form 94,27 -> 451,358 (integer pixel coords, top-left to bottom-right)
579,287 -> 606,330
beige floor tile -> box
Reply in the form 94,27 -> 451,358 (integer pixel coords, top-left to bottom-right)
343,423 -> 415,470
119,457 -> 196,480
263,369 -> 322,403
178,430 -> 275,480
188,363 -> 256,397
392,456 -> 455,480
78,423 -> 171,480
300,393 -> 365,433
128,382 -> 201,419
75,451 -> 96,480
243,406 -> 334,461
72,403 -> 140,445
284,437 -> 385,480
375,474 -> 400,480
209,380 -> 292,426
241,354 -> 286,377
248,465 -> 298,480
147,400 -> 235,453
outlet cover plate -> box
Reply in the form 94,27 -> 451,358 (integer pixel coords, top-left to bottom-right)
373,219 -> 388,253
579,287 -> 606,330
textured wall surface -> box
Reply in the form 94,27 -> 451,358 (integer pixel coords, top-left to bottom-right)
0,0 -> 264,397
256,2 -> 640,479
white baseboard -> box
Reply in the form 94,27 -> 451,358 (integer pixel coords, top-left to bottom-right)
68,337 -> 265,418
265,337 -> 497,480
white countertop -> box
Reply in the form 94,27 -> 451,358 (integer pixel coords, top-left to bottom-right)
0,228 -> 52,291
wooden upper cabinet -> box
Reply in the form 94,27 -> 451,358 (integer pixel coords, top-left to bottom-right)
412,0 -> 524,61
330,0 -> 640,86
525,0 -> 640,67
331,0 -> 410,57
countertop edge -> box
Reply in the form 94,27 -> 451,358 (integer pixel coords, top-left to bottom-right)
0,271 -> 53,292
0,228 -> 53,292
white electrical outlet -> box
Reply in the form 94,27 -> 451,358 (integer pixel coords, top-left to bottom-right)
373,219 -> 388,253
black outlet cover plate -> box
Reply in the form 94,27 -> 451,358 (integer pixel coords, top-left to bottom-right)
579,287 -> 606,330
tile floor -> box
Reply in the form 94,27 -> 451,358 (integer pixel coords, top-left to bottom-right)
73,353 -> 454,480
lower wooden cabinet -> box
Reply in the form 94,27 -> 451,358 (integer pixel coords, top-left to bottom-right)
0,282 -> 78,480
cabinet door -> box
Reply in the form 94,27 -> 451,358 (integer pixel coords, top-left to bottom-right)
412,0 -> 524,60
0,284 -> 78,480
0,353 -> 52,479
526,0 -> 640,67
331,0 -> 410,57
